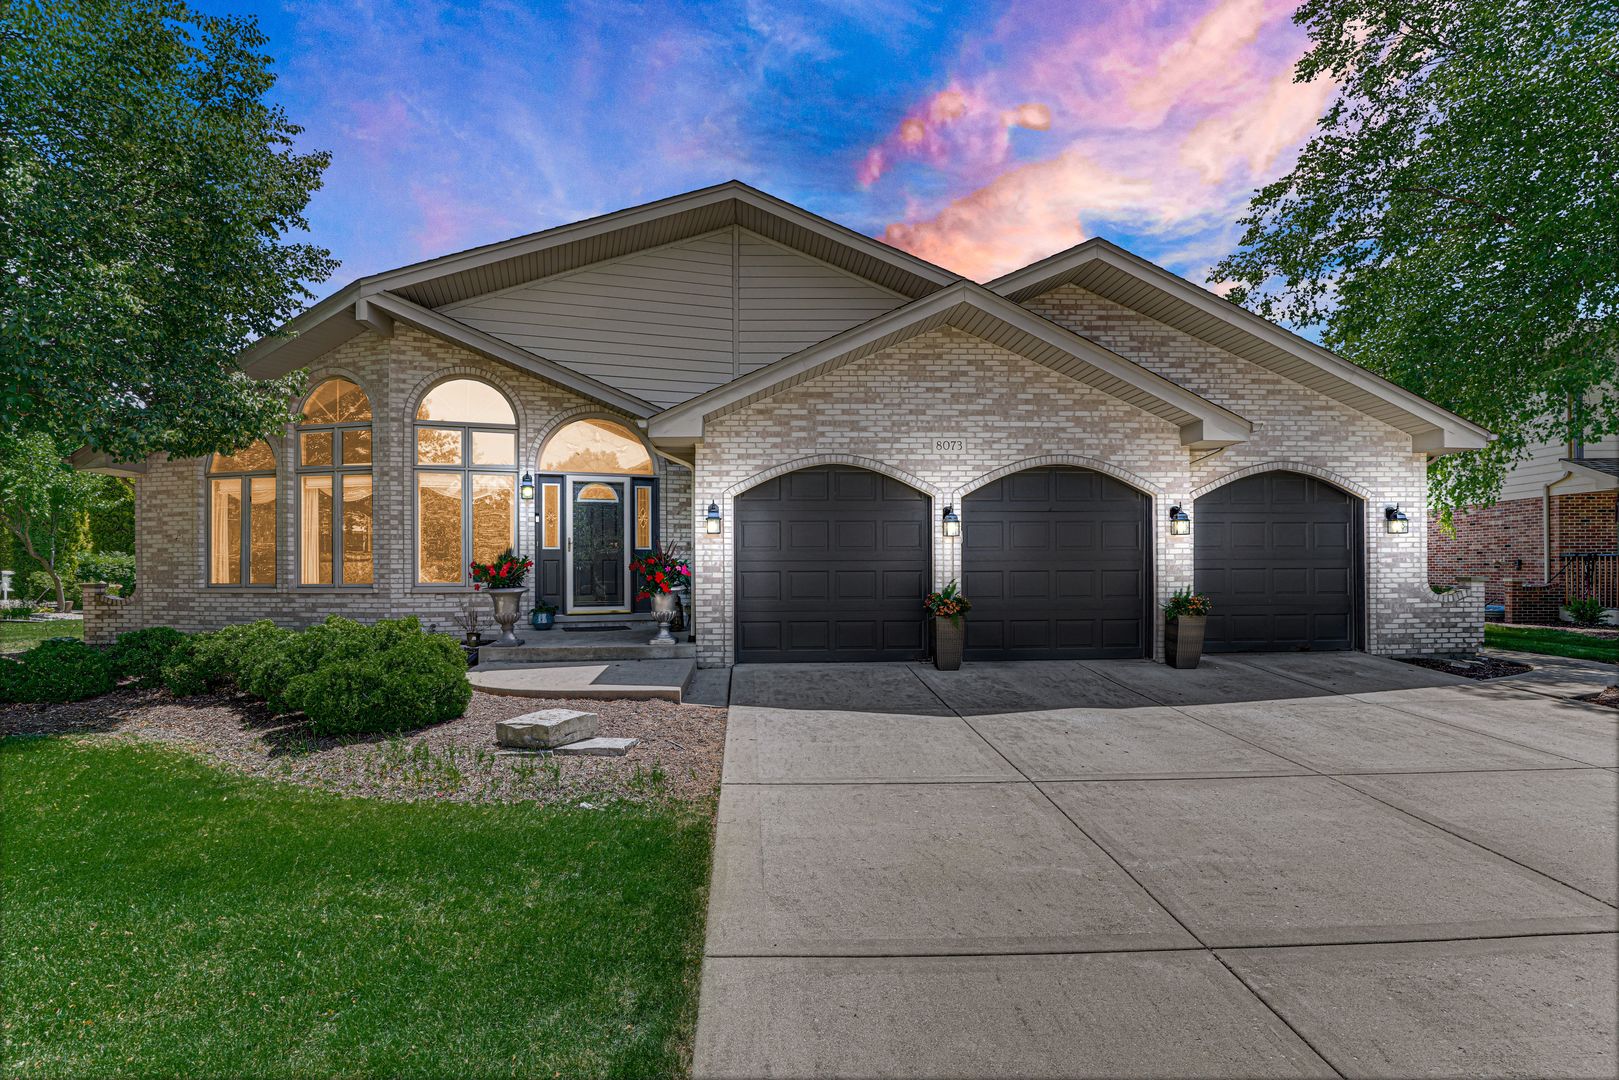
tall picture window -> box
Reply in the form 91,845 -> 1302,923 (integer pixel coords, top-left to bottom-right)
414,378 -> 518,585
298,377 -> 374,586
208,441 -> 277,586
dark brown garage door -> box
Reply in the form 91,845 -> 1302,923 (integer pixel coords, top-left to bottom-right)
734,465 -> 930,663
1194,471 -> 1361,652
962,466 -> 1151,660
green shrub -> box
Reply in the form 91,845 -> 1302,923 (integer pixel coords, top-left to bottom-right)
1565,596 -> 1605,626
78,551 -> 136,597
282,618 -> 471,737
111,627 -> 189,688
0,638 -> 116,703
158,620 -> 291,697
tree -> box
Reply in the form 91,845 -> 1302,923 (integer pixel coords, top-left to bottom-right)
1212,0 -> 1619,514
0,433 -> 97,611
0,0 -> 335,461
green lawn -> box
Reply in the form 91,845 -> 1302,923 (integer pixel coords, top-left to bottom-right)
0,620 -> 83,655
1486,623 -> 1619,663
1,737 -> 714,1078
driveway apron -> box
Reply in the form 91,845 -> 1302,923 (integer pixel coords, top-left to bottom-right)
694,654 -> 1619,1079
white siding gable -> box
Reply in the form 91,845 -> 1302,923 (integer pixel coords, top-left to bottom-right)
443,227 -> 907,407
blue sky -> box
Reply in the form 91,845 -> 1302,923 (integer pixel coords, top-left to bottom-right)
198,0 -> 1329,301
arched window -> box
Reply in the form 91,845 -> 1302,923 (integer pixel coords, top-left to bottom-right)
414,378 -> 518,585
208,441 -> 277,586
538,418 -> 654,474
298,377 -> 373,586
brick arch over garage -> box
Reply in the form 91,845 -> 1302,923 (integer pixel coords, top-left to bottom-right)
1191,460 -> 1371,503
723,454 -> 943,503
951,454 -> 1163,503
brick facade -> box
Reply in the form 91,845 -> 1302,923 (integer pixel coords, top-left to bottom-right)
83,326 -> 692,644
1430,491 -> 1617,610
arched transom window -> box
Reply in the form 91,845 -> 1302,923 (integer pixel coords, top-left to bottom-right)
538,418 -> 654,475
298,377 -> 373,586
414,378 -> 518,585
208,441 -> 277,586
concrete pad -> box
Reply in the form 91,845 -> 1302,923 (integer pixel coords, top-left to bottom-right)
1043,775 -> 1617,947
1182,694 -> 1580,773
722,707 -> 1019,784
1081,655 -> 1334,706
467,658 -> 693,701
552,736 -> 639,756
728,663 -> 947,715
970,706 -> 1308,781
694,951 -> 1334,1079
1231,651 -> 1470,693
683,667 -> 731,707
1337,769 -> 1619,904
914,661 -> 1154,716
1357,684 -> 1619,766
1221,935 -> 1619,1079
1489,649 -> 1619,699
706,782 -> 1195,956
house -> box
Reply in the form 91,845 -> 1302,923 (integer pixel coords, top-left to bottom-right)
74,181 -> 1493,664
1428,400 -> 1617,622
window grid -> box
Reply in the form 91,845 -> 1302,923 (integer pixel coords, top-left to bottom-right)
206,443 -> 277,588
297,380 -> 373,588
413,380 -> 518,587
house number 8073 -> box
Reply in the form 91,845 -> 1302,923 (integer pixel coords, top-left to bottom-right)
933,439 -> 965,453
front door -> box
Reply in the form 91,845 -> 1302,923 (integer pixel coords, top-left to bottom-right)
567,477 -> 629,612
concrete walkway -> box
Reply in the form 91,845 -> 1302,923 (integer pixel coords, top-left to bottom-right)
695,652 -> 1618,1079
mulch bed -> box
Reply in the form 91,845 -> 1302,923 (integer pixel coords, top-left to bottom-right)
1399,655 -> 1534,680
0,687 -> 726,806
1579,686 -> 1619,710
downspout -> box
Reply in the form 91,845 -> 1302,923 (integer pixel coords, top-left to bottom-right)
1543,469 -> 1573,580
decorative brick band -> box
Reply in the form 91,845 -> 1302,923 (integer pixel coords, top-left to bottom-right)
1190,460 -> 1373,502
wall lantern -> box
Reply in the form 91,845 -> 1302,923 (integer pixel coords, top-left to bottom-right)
1168,505 -> 1191,536
1384,504 -> 1410,534
519,472 -> 535,501
941,505 -> 961,538
705,501 -> 723,535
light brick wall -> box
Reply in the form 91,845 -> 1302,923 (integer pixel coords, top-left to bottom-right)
690,288 -> 1476,666
83,326 -> 687,644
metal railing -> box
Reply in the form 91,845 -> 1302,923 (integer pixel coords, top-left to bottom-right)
1551,552 -> 1618,607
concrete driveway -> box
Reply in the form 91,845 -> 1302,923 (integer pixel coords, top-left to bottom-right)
694,652 -> 1619,1079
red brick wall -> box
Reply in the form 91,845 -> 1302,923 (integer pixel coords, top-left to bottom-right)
1504,580 -> 1565,624
1427,497 -> 1545,604
1551,491 -> 1617,557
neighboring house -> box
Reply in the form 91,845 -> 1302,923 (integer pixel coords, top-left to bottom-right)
74,181 -> 1493,664
1428,403 -> 1618,616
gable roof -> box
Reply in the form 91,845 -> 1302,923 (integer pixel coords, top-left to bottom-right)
988,238 -> 1492,455
648,281 -> 1253,449
241,181 -> 957,379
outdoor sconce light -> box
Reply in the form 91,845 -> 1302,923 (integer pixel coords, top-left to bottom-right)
1384,505 -> 1410,534
519,472 -> 535,501
1168,505 -> 1191,536
941,505 -> 961,538
705,501 -> 723,535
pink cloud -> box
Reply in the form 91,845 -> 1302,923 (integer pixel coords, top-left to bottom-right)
863,0 -> 1334,280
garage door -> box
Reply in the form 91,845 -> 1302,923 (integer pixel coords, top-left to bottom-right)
962,466 -> 1151,660
1194,471 -> 1361,652
734,465 -> 930,663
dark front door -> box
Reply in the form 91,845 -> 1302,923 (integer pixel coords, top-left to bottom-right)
1194,470 -> 1361,652
569,478 -> 627,610
962,466 -> 1151,660
734,465 -> 929,663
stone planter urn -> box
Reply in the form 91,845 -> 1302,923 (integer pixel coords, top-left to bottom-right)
1165,615 -> 1205,669
649,590 -> 679,645
933,616 -> 965,671
487,587 -> 526,648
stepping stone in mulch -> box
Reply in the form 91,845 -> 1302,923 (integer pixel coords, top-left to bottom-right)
496,708 -> 598,750
553,737 -> 640,757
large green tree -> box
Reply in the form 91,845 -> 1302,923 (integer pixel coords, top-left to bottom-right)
1213,0 -> 1619,513
0,0 -> 334,460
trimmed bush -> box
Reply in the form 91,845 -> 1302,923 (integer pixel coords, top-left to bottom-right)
111,627 -> 189,689
159,620 -> 291,697
78,551 -> 137,597
281,618 -> 472,737
0,638 -> 116,703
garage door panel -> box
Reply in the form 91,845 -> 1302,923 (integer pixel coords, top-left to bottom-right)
964,466 -> 1150,661
736,466 -> 930,663
1195,471 -> 1360,653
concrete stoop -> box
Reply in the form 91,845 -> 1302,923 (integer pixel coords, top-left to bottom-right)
468,657 -> 695,702
494,708 -> 640,756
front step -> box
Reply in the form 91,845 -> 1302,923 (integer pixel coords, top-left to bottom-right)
480,640 -> 695,662
468,658 -> 696,702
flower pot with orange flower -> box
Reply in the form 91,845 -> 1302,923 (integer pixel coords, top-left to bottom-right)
631,548 -> 692,645
469,547 -> 535,648
924,580 -> 972,671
